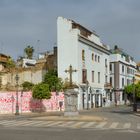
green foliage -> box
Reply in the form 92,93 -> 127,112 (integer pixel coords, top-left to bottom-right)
124,82 -> 140,98
22,81 -> 34,91
5,58 -> 16,69
135,82 -> 140,98
124,84 -> 134,94
43,70 -> 63,91
32,83 -> 51,100
24,45 -> 34,59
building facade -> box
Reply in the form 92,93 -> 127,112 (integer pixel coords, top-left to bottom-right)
109,46 -> 136,105
0,47 -> 57,91
135,62 -> 140,84
57,17 -> 110,110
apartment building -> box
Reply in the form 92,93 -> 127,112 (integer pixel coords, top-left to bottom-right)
109,46 -> 136,105
57,17 -> 110,110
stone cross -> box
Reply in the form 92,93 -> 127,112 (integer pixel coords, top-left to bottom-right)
65,65 -> 77,86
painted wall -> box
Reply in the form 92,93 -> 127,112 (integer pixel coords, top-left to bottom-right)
0,91 -> 64,114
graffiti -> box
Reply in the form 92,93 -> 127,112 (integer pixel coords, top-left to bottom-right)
0,91 -> 64,114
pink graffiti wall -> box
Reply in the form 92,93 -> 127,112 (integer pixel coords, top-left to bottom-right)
0,91 -> 64,114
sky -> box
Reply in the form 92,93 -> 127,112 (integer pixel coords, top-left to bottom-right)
0,0 -> 140,62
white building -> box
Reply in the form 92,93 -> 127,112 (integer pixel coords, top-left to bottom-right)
57,17 -> 111,110
109,46 -> 136,105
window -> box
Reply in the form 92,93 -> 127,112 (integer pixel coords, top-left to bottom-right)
110,77 -> 112,86
98,72 -> 100,83
98,56 -> 100,62
92,53 -> 94,61
127,79 -> 129,85
122,78 -> 124,87
82,69 -> 87,83
105,59 -> 107,67
95,55 -> 97,62
127,67 -> 129,74
82,50 -> 85,61
110,64 -> 112,71
122,65 -> 124,73
92,71 -> 94,82
105,75 -> 107,83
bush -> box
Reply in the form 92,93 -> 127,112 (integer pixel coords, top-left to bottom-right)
32,83 -> 51,100
22,81 -> 34,91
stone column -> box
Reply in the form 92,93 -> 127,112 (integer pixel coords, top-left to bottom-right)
64,88 -> 79,116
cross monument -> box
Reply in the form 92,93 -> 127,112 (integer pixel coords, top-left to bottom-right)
65,65 -> 77,87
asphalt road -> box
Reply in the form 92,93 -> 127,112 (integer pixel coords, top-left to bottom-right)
80,105 -> 140,123
0,105 -> 140,140
0,127 -> 140,140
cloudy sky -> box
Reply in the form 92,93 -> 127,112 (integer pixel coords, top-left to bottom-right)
0,0 -> 140,62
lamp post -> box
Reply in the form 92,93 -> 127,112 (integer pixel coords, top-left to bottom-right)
133,77 -> 137,112
15,74 -> 19,115
21,90 -> 23,114
86,81 -> 89,110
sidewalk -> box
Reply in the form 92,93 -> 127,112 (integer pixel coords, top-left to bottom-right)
0,111 -> 106,122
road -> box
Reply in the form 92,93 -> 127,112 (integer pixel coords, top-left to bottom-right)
81,105 -> 140,123
0,105 -> 140,140
0,126 -> 140,140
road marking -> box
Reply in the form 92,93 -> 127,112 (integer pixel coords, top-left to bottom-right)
32,121 -> 53,126
95,122 -> 107,128
57,121 -> 75,127
82,122 -> 96,128
137,123 -> 140,129
123,123 -> 131,129
109,122 -> 119,129
46,121 -> 63,127
0,120 -> 17,125
13,120 -> 36,126
22,121 -> 45,126
72,122 -> 86,128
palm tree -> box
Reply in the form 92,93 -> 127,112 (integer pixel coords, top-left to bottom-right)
24,45 -> 34,59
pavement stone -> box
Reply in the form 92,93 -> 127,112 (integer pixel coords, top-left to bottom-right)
30,115 -> 106,122
0,111 -> 106,122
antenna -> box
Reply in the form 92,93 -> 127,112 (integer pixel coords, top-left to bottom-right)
35,40 -> 40,59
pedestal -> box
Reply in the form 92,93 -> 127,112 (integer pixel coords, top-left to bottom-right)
64,88 -> 79,116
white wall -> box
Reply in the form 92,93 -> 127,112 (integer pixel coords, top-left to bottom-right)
57,17 -> 79,84
57,16 -> 110,90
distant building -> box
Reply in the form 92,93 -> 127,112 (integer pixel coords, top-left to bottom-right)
0,47 -> 57,91
109,46 -> 136,105
135,62 -> 140,83
57,17 -> 110,110
0,53 -> 10,71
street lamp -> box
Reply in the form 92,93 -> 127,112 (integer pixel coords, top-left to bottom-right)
15,74 -> 19,115
133,77 -> 137,112
86,81 -> 89,110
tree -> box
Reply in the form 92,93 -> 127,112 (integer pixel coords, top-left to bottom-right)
135,82 -> 140,98
124,82 -> 140,99
24,45 -> 34,59
124,84 -> 134,95
43,70 -> 63,91
32,83 -> 51,100
22,81 -> 34,91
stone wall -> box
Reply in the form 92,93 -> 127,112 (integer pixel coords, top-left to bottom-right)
0,91 -> 64,114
